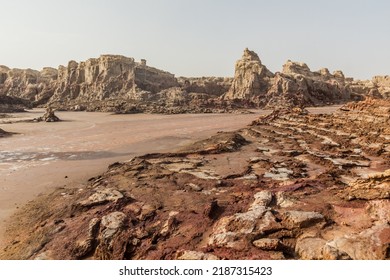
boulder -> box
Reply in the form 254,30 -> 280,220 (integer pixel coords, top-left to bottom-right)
79,188 -> 124,207
34,107 -> 61,122
281,210 -> 324,229
252,238 -> 281,250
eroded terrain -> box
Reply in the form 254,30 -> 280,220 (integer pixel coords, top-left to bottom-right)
1,99 -> 389,260
0,110 -> 263,248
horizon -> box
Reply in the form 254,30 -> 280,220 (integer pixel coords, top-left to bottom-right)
1,0 -> 389,80
1,51 -> 385,82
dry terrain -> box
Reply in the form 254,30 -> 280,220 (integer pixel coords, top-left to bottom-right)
0,109 -> 264,249
4,102 -> 389,260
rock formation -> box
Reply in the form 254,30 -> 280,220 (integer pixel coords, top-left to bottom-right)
1,55 -> 179,112
178,77 -> 232,96
34,107 -> 61,122
49,55 -> 178,104
1,49 -> 389,113
349,76 -> 390,99
223,49 -> 358,108
223,48 -> 273,100
0,65 -> 57,106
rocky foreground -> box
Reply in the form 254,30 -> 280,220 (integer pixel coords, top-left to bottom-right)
1,98 -> 389,260
1,49 -> 389,113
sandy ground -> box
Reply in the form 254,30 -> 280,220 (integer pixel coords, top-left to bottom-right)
0,106 -> 341,248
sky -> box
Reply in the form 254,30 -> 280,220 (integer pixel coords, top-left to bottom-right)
0,0 -> 389,79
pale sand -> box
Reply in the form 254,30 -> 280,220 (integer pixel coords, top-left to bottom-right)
0,106 -> 340,247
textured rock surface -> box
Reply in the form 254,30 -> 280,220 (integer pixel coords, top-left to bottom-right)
223,48 -> 273,100
349,76 -> 390,99
339,170 -> 390,200
2,49 -> 388,113
50,55 -> 178,104
223,49 -> 357,108
34,107 -> 61,122
1,55 -> 178,112
178,76 -> 233,97
0,66 -> 57,106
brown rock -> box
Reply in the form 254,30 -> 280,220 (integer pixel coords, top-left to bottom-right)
176,250 -> 220,260
250,191 -> 273,208
79,188 -> 124,207
295,237 -> 327,260
281,210 -> 324,229
223,48 -> 273,100
252,238 -> 280,250
340,169 -> 390,201
34,107 -> 61,122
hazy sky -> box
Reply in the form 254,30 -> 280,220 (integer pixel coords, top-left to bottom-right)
1,0 -> 389,79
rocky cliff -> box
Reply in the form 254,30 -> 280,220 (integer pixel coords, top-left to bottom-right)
223,48 -> 273,100
222,49 -> 362,108
0,55 -> 179,112
0,65 -> 57,105
348,75 -> 390,100
1,50 -> 388,113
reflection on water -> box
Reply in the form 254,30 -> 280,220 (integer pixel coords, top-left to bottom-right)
0,150 -> 132,175
0,150 -> 132,163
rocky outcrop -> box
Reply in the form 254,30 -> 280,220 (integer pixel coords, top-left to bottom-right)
34,107 -> 61,122
1,55 -> 178,111
50,55 -> 178,104
1,50 -> 389,113
349,76 -> 390,100
268,61 -> 352,107
0,65 -> 57,106
178,77 -> 233,97
223,48 -> 273,101
223,49 -> 357,108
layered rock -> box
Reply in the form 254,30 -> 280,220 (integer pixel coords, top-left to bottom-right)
178,76 -> 233,97
0,65 -> 57,105
0,55 -> 179,112
271,61 -> 352,107
34,107 -> 61,122
1,49 -> 389,113
223,49 -> 357,108
50,55 -> 178,104
223,48 -> 273,100
350,76 -> 390,99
